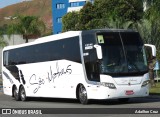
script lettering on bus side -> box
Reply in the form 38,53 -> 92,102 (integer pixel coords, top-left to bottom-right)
29,62 -> 72,94
47,62 -> 72,83
29,74 -> 45,94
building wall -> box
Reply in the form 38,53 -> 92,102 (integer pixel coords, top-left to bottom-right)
52,0 -> 94,34
0,35 -> 35,72
52,0 -> 69,34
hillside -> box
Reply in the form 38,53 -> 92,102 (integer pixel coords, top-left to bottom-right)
0,0 -> 52,34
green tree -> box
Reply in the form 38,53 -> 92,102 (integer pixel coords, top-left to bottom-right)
117,0 -> 143,21
0,30 -> 7,47
78,2 -> 95,30
144,0 -> 160,20
7,15 -> 46,43
0,24 -> 8,34
62,0 -> 144,31
93,0 -> 117,19
94,0 -> 143,22
62,11 -> 79,32
107,16 -> 133,29
141,1 -> 160,45
143,0 -> 155,10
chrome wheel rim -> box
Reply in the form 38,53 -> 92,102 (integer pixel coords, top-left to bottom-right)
14,88 -> 18,97
20,87 -> 25,100
79,85 -> 87,103
20,87 -> 26,101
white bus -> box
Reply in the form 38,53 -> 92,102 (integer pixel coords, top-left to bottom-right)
2,29 -> 156,104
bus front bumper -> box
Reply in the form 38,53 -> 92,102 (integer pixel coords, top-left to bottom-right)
87,85 -> 149,100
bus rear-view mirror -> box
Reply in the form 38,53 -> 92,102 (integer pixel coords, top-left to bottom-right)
94,44 -> 102,59
144,44 -> 156,57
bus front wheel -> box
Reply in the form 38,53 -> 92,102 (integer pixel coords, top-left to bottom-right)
78,84 -> 89,104
20,86 -> 27,101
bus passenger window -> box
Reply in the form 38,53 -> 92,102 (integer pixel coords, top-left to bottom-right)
3,51 -> 9,66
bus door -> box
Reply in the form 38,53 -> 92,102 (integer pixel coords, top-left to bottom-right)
82,33 -> 100,82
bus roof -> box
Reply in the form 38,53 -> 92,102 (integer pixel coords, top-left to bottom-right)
3,31 -> 81,51
2,29 -> 137,51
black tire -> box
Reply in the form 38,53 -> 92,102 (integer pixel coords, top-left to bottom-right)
13,86 -> 20,101
20,86 -> 27,101
78,84 -> 89,104
118,98 -> 130,103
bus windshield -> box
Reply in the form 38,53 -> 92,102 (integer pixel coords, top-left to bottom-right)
97,32 -> 148,76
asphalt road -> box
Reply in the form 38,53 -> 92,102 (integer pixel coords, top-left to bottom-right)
0,92 -> 160,117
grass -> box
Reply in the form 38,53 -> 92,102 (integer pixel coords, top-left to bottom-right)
149,82 -> 160,96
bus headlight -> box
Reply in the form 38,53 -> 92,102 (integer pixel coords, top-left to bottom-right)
141,80 -> 150,87
101,82 -> 116,89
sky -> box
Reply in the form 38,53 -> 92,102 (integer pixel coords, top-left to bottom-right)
0,0 -> 29,8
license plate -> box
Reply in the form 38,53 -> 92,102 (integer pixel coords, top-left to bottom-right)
125,90 -> 134,95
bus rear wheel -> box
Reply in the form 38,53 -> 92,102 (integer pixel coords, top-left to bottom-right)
78,84 -> 88,104
13,86 -> 20,101
20,86 -> 27,101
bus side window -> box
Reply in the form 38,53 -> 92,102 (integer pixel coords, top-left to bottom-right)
3,51 -> 9,66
